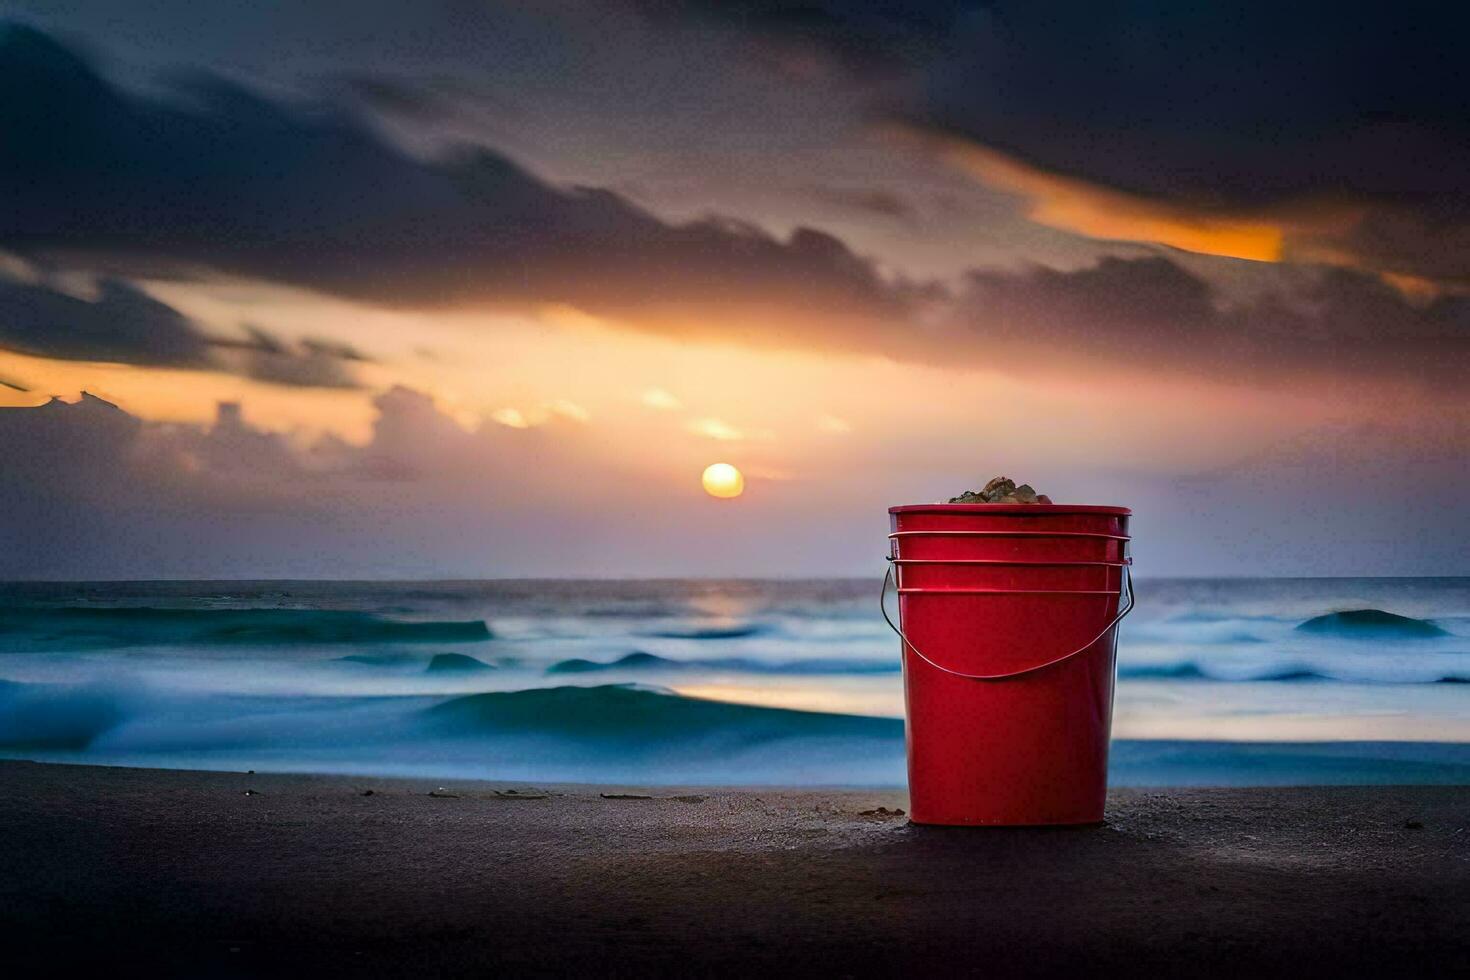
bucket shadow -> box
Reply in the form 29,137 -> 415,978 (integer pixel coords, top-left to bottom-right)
866,813 -> 1155,880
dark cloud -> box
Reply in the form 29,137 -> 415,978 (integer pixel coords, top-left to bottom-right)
299,337 -> 370,362
0,392 -> 312,579
951,255 -> 1468,389
208,325 -> 362,389
339,75 -> 453,121
913,3 -> 1470,206
0,24 -> 918,337
628,1 -> 986,78
0,275 -> 211,366
234,342 -> 362,390
0,270 -> 363,387
0,392 -> 143,502
897,2 -> 1470,283
0,389 -> 639,578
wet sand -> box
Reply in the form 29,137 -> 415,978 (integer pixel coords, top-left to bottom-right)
0,759 -> 1466,977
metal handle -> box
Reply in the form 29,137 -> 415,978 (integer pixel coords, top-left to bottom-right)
880,562 -> 1134,681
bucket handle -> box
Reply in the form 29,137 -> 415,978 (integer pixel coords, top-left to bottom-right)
879,562 -> 1134,681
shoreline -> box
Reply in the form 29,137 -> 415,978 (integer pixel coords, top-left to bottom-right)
2,760 -> 1466,976
5,735 -> 1468,789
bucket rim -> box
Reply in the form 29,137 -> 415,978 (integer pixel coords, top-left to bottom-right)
889,503 -> 1131,516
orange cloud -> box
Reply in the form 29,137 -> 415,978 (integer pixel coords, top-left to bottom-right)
0,347 -> 377,439
686,418 -> 750,441
899,127 -> 1363,267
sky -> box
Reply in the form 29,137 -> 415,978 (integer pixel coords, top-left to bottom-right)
0,1 -> 1466,579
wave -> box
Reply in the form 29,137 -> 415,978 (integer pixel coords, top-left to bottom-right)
643,624 -> 769,640
1296,609 -> 1449,638
543,655 -> 1470,687
544,651 -> 1470,684
337,653 -> 424,666
1107,740 -> 1470,787
3,678 -> 1467,787
424,684 -> 901,742
0,679 -> 127,749
0,680 -> 907,785
425,653 -> 496,673
545,651 -> 898,675
547,651 -> 666,673
0,676 -> 899,752
1119,661 -> 1470,684
0,607 -> 492,650
1121,663 -> 1325,682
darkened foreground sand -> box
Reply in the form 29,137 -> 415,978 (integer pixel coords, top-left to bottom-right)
1,761 -> 1466,978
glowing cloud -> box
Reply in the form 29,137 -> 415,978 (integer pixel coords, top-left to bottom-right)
641,388 -> 683,411
489,407 -> 531,429
904,128 -> 1362,266
547,400 -> 590,423
687,418 -> 746,441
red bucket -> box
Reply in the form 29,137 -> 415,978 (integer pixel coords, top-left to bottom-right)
883,504 -> 1133,826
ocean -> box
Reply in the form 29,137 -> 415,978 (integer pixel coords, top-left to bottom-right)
1,578 -> 1466,786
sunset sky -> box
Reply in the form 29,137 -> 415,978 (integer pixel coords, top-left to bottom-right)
1,2 -> 1466,578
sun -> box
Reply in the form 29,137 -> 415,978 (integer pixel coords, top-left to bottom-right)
701,462 -> 744,499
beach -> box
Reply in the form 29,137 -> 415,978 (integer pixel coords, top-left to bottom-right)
1,760 -> 1465,977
